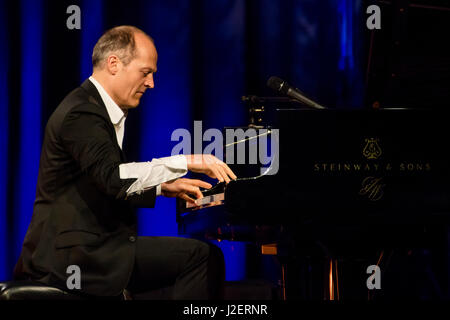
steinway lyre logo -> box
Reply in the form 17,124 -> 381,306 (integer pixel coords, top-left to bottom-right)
361,137 -> 384,201
362,138 -> 382,160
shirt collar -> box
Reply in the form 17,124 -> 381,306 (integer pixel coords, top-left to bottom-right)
89,76 -> 126,126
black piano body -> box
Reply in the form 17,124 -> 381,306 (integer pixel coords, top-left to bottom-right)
178,108 -> 450,233
177,108 -> 450,299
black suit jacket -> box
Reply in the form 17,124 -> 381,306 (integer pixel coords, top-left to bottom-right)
14,79 -> 156,296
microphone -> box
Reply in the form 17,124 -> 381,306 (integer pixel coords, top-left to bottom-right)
266,76 -> 326,109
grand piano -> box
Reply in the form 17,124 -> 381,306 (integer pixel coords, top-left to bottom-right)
177,107 -> 450,300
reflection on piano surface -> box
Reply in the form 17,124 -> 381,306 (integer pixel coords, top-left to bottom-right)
177,108 -> 450,300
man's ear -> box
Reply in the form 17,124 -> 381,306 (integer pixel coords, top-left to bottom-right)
106,55 -> 120,75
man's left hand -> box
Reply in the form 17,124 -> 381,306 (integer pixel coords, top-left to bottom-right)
161,178 -> 212,204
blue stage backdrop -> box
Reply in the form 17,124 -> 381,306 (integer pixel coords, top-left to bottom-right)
13,0 -> 43,270
0,0 -> 365,282
0,0 -> 9,282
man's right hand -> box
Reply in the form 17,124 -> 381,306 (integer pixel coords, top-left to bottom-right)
185,154 -> 237,183
161,178 -> 212,204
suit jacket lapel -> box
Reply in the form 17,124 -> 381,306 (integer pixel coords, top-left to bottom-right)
80,79 -> 127,161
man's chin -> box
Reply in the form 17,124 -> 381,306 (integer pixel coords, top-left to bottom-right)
122,100 -> 140,109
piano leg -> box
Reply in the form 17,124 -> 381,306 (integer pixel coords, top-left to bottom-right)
261,243 -> 286,300
261,243 -> 287,300
261,242 -> 313,300
281,264 -> 287,300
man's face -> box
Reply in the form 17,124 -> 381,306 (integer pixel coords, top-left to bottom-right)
111,33 -> 158,109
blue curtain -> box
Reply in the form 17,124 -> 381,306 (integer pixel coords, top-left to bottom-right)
0,0 -> 365,282
137,0 -> 195,237
80,0 -> 104,81
0,0 -> 9,281
13,0 -> 43,268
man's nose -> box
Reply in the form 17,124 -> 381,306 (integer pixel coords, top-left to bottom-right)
144,74 -> 154,89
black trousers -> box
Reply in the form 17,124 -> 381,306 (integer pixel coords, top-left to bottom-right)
125,237 -> 225,300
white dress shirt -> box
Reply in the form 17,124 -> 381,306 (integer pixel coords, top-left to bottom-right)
89,76 -> 187,196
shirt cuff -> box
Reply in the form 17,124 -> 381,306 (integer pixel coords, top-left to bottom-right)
156,184 -> 161,196
119,155 -> 188,196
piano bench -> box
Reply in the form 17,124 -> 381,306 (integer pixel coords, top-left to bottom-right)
0,280 -> 86,300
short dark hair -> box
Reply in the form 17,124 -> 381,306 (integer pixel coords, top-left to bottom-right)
92,25 -> 153,69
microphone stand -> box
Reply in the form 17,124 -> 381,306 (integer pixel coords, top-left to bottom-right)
242,95 -> 322,128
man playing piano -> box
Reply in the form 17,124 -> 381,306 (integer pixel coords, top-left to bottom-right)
13,25 -> 236,299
